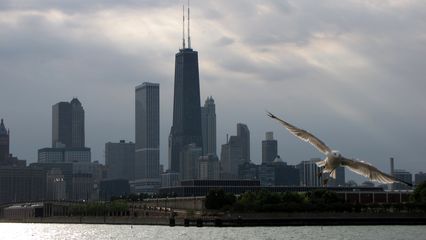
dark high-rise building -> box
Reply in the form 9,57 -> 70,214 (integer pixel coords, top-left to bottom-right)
70,98 -> 85,148
220,123 -> 251,179
105,140 -> 135,180
237,123 -> 250,163
169,21 -> 203,172
201,96 -> 216,156
220,136 -> 242,179
52,98 -> 85,148
262,132 -> 277,164
0,119 -> 10,164
135,82 -> 160,179
52,102 -> 71,147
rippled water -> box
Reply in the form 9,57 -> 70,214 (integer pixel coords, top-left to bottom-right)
1,223 -> 425,240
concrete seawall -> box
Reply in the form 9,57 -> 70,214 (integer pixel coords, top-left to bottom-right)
2,213 -> 426,226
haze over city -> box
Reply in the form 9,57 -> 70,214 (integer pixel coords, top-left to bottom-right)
1,0 -> 425,183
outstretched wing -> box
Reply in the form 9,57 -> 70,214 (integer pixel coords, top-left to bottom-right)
267,112 -> 331,155
341,157 -> 412,186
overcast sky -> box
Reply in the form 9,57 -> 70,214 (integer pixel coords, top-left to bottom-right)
1,0 -> 425,182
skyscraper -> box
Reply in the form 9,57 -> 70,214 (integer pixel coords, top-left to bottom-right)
135,82 -> 160,179
105,140 -> 135,180
237,123 -> 250,163
262,132 -> 277,164
52,102 -> 71,147
201,96 -> 216,156
220,123 -> 251,179
297,159 -> 323,187
52,98 -> 85,148
220,135 -> 242,179
0,119 -> 9,164
179,143 -> 202,180
169,7 -> 203,173
70,98 -> 85,148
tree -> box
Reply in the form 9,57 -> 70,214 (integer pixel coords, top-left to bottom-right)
411,182 -> 426,203
205,189 -> 236,210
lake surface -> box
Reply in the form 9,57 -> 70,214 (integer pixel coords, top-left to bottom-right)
1,223 -> 425,240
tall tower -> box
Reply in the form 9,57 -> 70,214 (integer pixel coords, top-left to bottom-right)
0,119 -> 10,164
52,98 -> 85,148
70,98 -> 85,147
201,96 -> 216,156
237,123 -> 250,163
169,4 -> 202,172
52,102 -> 72,147
135,82 -> 160,179
262,132 -> 277,164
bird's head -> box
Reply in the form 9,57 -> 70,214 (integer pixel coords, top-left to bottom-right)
330,150 -> 342,158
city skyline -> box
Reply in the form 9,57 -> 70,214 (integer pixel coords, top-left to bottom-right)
0,1 -> 426,183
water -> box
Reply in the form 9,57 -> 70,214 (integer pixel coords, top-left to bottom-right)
0,223 -> 425,240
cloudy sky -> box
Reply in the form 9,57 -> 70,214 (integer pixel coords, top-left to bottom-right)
1,0 -> 425,182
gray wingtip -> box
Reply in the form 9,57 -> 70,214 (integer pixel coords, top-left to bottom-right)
266,111 -> 276,119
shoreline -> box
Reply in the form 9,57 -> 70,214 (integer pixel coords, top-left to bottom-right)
2,214 -> 426,227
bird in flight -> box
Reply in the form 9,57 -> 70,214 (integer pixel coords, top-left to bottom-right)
267,112 -> 412,187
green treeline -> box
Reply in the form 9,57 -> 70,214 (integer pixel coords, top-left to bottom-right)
69,200 -> 129,216
205,182 -> 426,213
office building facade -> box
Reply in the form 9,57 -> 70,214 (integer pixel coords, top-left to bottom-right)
179,143 -> 202,180
201,96 -> 216,156
135,83 -> 160,179
105,140 -> 135,180
237,123 -> 250,163
52,98 -> 85,148
297,159 -> 323,187
169,46 -> 203,173
262,132 -> 277,164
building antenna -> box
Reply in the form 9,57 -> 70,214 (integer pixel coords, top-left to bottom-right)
182,5 -> 186,49
187,0 -> 191,49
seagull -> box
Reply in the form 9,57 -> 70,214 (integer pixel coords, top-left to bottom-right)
267,112 -> 412,187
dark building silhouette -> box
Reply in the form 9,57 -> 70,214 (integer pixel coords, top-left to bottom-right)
30,162 -> 74,200
220,135 -> 243,179
52,98 -> 85,148
0,166 -> 46,204
0,119 -> 26,167
70,98 -> 85,148
201,96 -> 216,156
169,38 -> 202,173
105,140 -> 135,181
0,119 -> 10,164
262,132 -> 277,164
271,156 -> 300,186
237,123 -> 250,163
99,179 -> 130,201
220,123 -> 251,179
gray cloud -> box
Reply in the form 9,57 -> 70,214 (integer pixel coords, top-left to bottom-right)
1,0 -> 425,183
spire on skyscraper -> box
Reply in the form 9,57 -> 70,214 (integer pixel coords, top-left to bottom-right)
187,0 -> 191,49
182,5 -> 186,49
